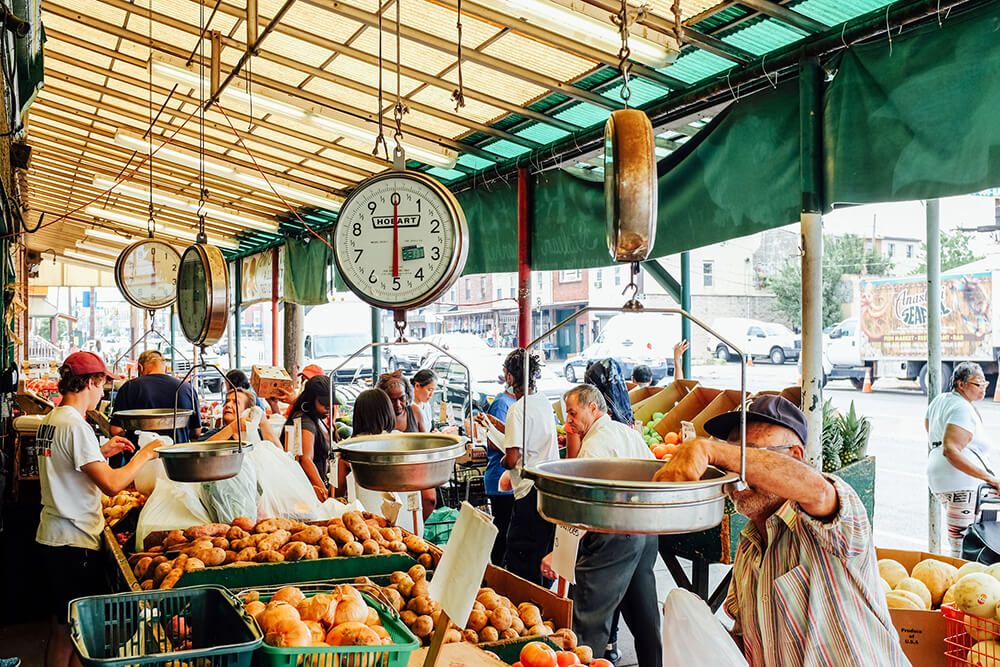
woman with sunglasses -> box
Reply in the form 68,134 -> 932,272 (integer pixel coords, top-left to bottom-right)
926,361 -> 999,557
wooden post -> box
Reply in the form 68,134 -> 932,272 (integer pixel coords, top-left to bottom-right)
517,167 -> 532,347
422,611 -> 451,667
271,247 -> 279,366
283,302 -> 302,380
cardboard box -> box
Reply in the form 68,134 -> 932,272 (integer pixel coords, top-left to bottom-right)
691,389 -> 751,437
653,386 -> 721,437
633,380 -> 699,425
877,548 -> 969,667
251,364 -> 293,399
628,385 -> 662,405
407,643 -> 508,667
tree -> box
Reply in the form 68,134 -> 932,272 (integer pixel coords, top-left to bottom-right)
912,229 -> 983,274
767,234 -> 893,329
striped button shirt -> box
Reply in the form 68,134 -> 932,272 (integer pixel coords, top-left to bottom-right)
724,475 -> 910,667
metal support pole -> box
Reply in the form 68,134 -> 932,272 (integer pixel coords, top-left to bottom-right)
799,57 -> 824,469
681,251 -> 691,379
927,198 -> 942,553
517,166 -> 532,347
234,259 -> 242,368
169,304 -> 176,373
271,247 -> 279,366
284,302 -> 302,379
371,308 -> 381,377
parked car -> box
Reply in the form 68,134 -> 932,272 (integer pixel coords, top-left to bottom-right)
707,317 -> 800,364
562,313 -> 678,383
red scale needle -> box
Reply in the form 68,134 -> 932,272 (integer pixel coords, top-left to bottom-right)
392,197 -> 399,278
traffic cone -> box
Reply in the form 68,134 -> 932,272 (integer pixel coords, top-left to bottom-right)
747,356 -> 754,367
862,368 -> 873,393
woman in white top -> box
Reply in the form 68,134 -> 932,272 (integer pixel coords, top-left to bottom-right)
926,361 -> 998,556
411,369 -> 438,430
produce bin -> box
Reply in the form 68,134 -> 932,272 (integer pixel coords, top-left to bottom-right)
69,585 -> 261,667
175,553 -> 418,590
627,385 -> 662,406
478,636 -> 561,665
652,386 -> 720,438
632,380 -> 697,424
255,591 -> 419,667
943,602 -> 1000,666
690,389 -> 750,437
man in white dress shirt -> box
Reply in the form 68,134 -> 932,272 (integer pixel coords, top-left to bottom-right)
542,384 -> 662,667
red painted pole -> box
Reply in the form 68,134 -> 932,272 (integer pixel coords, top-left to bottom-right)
517,167 -> 532,348
271,246 -> 279,366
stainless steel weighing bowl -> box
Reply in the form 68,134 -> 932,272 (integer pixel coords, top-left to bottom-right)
523,458 -> 739,534
158,441 -> 252,482
112,408 -> 194,431
337,433 -> 467,492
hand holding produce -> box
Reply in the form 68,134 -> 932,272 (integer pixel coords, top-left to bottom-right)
102,489 -> 146,526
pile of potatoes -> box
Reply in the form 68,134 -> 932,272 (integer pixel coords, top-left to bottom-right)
881,557 -> 1000,665
242,584 -> 395,652
132,512 -> 436,590
360,565 -> 581,655
101,490 -> 145,526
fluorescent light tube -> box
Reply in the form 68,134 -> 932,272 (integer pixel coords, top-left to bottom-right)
84,228 -> 133,244
64,250 -> 115,267
83,206 -> 240,251
75,241 -> 122,257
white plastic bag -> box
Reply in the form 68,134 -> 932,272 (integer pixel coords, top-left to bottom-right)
661,589 -> 748,667
133,432 -> 173,497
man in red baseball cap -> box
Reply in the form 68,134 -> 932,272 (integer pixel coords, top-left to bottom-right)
299,364 -> 325,381
37,352 -> 163,667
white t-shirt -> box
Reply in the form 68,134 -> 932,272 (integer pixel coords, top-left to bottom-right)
501,392 -> 559,500
579,414 -> 654,460
36,406 -> 106,550
927,391 -> 995,493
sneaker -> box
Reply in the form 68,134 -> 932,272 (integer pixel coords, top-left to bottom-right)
604,642 -> 621,664
0,659 -> 22,667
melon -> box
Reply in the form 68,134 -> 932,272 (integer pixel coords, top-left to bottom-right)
895,577 -> 932,609
944,585 -> 958,607
879,559 -> 909,589
968,615 -> 1000,643
911,559 -> 959,606
961,563 -> 991,579
953,574 -> 1000,619
880,578 -> 892,594
986,564 -> 1000,582
968,639 -> 1000,666
885,590 -> 925,610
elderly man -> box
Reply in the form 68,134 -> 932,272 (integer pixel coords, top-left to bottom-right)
655,395 -> 908,667
110,350 -> 201,463
542,383 -> 661,667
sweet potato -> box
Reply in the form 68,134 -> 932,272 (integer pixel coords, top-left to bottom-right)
402,534 -> 429,554
227,525 -> 250,541
150,555 -> 169,568
143,531 -> 169,550
184,558 -> 205,572
236,547 -> 258,562
303,545 -> 319,560
229,538 -> 252,551
159,568 -> 184,590
253,550 -> 285,563
255,517 -> 294,534
317,537 -> 338,559
134,557 -> 153,580
342,512 -> 371,541
141,579 -> 154,590
210,537 -> 229,550
232,516 -> 256,532
329,526 -> 355,544
187,547 -> 227,566
258,530 -> 292,552
152,562 -> 174,586
361,539 -> 379,555
281,542 -> 309,562
223,550 -> 238,565
327,518 -> 345,529
340,542 -> 364,557
184,523 -> 230,540
364,513 -> 388,528
162,530 -> 187,549
290,526 -> 324,545
251,533 -> 271,546
172,554 -> 189,570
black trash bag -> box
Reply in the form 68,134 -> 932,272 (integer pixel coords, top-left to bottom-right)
583,358 -> 634,427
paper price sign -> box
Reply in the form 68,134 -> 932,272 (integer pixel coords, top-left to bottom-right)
551,525 -> 584,584
427,502 -> 498,627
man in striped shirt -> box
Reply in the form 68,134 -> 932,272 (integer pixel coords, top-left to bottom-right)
655,395 -> 909,666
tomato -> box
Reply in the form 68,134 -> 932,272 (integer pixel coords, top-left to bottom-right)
663,431 -> 680,445
520,642 -> 558,667
588,660 -> 614,667
512,663 -> 524,667
556,651 -> 580,666
652,444 -> 669,459
662,444 -> 679,456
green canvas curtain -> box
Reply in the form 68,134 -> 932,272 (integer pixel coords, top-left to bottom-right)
824,3 -> 1000,205
283,235 -> 333,305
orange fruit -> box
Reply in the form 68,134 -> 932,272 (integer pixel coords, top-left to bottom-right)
520,642 -> 558,667
663,431 -> 680,445
652,445 -> 669,459
662,444 -> 679,456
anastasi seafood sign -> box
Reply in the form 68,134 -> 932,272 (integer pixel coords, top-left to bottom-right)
859,273 -> 993,359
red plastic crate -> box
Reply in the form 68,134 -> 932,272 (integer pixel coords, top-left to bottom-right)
943,602 -> 1000,665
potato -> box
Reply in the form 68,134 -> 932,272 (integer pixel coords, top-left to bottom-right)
466,610 -> 489,632
231,516 -> 255,532
361,539 -> 379,555
159,568 -> 184,590
184,558 -> 205,572
340,542 -> 364,557
501,628 -> 519,640
392,574 -> 415,597
259,530 -> 292,552
210,537 -> 230,550
411,579 -> 430,599
472,601 -> 485,613
280,542 -> 310,562
518,603 -> 543,628
444,629 -> 463,643
223,550 -> 239,565
408,564 -> 427,582
303,545 -> 319,560
381,527 -> 403,542
229,538 -> 251,552
134,557 -> 153,580
399,610 -> 418,626
342,511 -> 372,541
418,552 -> 434,569
184,523 -> 230,540
382,588 -> 405,612
574,646 -> 594,663
291,526 -> 325,545
329,526 -> 356,544
252,550 -> 285,563
478,626 -> 499,642
477,590 -> 501,611
317,537 -> 339,559
488,606 -> 512,631
528,623 -> 552,636
227,525 -> 250,541
256,518 -> 294,533
543,621 -> 555,632
510,616 -> 525,635
403,534 -> 429,554
411,615 -> 434,639
551,628 -> 578,650
387,541 -> 407,553
236,547 -> 258,562
460,628 -> 479,643
407,595 -> 439,616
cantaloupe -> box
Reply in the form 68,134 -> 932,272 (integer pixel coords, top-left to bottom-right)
911,559 -> 959,607
879,559 -> 909,589
968,639 -> 1000,666
880,578 -> 892,594
944,585 -> 958,607
953,574 -> 1000,619
960,563 -> 990,579
968,615 -> 1000,643
885,590 -> 926,610
895,577 -> 932,609
986,564 -> 1000,582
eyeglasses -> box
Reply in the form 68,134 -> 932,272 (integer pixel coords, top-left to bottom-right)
727,441 -> 796,451
967,381 -> 989,388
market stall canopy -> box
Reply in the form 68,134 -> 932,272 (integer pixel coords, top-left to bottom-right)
18,0 -> 999,272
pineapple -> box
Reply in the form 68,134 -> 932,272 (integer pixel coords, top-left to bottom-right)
822,399 -> 844,473
837,400 -> 871,467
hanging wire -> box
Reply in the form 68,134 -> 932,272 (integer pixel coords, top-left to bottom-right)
371,0 -> 389,161
197,0 -> 207,242
451,0 -> 466,111
147,0 -> 156,239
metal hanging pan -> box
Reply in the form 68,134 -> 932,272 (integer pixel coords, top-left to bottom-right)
112,408 -> 194,431
521,305 -> 749,535
337,432 -> 467,492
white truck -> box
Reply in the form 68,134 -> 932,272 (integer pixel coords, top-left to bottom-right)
823,271 -> 996,394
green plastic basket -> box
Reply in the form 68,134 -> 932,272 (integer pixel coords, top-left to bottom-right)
69,585 -> 262,667
254,591 -> 419,667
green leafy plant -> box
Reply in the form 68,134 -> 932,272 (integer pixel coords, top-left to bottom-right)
837,400 -> 871,467
821,399 -> 843,473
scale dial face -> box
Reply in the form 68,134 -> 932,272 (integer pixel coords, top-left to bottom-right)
176,243 -> 229,346
114,239 -> 181,310
333,170 -> 468,310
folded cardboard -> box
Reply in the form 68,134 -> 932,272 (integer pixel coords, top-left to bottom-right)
632,380 -> 698,425
877,548 -> 969,667
251,364 -> 293,399
653,386 -> 720,437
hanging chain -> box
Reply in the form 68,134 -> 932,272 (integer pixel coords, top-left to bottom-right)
394,312 -> 407,342
621,261 -> 643,309
196,0 -> 207,243
147,0 -> 155,238
611,0 -> 649,108
450,0 -> 466,111
392,0 -> 408,156
671,0 -> 683,47
372,1 -> 389,161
